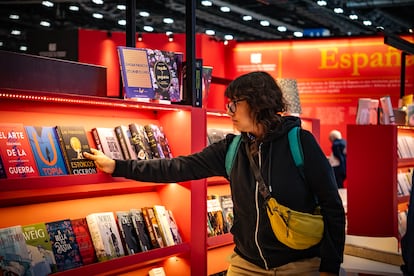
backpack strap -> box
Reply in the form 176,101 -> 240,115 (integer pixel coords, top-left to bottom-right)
225,135 -> 241,178
288,126 -> 305,179
225,127 -> 304,178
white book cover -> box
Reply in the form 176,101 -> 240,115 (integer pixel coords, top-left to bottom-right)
153,205 -> 175,246
92,127 -> 124,160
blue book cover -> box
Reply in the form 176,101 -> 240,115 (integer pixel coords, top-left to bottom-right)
25,126 -> 68,176
45,219 -> 82,271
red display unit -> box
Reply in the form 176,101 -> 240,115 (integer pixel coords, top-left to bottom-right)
347,124 -> 411,239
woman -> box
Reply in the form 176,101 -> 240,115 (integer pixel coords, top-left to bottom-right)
328,130 -> 347,189
84,71 -> 345,275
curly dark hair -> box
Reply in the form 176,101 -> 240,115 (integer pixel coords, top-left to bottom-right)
224,71 -> 287,136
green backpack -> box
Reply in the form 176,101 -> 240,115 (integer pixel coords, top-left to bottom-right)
225,126 -> 304,179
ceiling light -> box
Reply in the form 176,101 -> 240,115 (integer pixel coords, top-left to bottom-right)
349,14 -> 358,20
168,34 -> 174,42
117,5 -> 126,10
9,14 -> 19,20
260,20 -> 270,27
92,13 -> 103,19
42,1 -> 54,8
20,46 -> 27,51
137,33 -> 143,41
317,0 -> 327,6
139,11 -> 150,17
201,1 -> 212,7
163,18 -> 174,24
363,20 -> 372,26
293,31 -> 303,37
0,42 -> 3,47
118,19 -> 126,26
220,6 -> 231,12
224,34 -> 233,40
11,30 -> 21,35
68,5 -> 79,11
224,40 -> 229,45
205,29 -> 215,35
242,15 -> 252,21
166,31 -> 173,36
334,8 -> 344,14
277,26 -> 287,32
40,21 -> 51,27
143,26 -> 154,32
92,0 -> 103,4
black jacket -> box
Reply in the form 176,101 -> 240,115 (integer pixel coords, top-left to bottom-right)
112,116 -> 345,273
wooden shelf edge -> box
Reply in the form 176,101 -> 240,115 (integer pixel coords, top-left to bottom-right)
55,243 -> 191,276
207,233 -> 234,249
398,158 -> 414,167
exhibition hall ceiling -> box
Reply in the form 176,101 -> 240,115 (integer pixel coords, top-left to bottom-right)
0,0 -> 413,52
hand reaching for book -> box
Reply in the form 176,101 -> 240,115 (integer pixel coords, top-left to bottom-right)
83,148 -> 116,174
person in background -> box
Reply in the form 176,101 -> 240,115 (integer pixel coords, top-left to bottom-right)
328,130 -> 347,189
84,71 -> 345,275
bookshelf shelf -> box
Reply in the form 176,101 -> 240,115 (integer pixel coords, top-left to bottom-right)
207,233 -> 234,249
0,90 -> 206,276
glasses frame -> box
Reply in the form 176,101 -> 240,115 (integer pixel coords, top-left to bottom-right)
226,98 -> 246,113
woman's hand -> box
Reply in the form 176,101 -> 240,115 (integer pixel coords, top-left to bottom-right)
83,148 -> 116,174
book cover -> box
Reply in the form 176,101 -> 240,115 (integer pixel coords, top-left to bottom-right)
128,123 -> 153,160
202,65 -> 213,108
166,209 -> 183,244
25,126 -> 68,176
55,125 -> 97,175
115,211 -> 141,255
114,125 -> 137,160
0,225 -> 34,276
22,222 -> 57,275
355,98 -> 372,125
91,127 -> 124,160
207,195 -> 225,236
85,212 -> 125,262
379,95 -> 396,125
117,46 -> 183,102
70,218 -> 96,265
129,208 -> 152,252
181,59 -> 202,107
220,195 -> 234,233
153,205 -> 175,246
144,124 -> 173,159
0,123 -> 39,179
45,219 -> 82,271
142,207 -> 164,248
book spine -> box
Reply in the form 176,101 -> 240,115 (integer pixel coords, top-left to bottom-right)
114,126 -> 131,160
144,125 -> 162,159
153,205 -> 175,246
141,207 -> 161,248
91,128 -> 103,152
193,59 -> 203,107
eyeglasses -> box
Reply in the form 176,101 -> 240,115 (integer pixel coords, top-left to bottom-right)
226,99 -> 246,113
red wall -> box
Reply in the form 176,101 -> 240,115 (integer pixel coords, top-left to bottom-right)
226,35 -> 414,154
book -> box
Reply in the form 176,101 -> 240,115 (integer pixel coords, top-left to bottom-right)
22,222 -> 57,275
128,123 -> 153,160
55,125 -> 97,175
115,211 -> 141,255
45,219 -> 83,271
142,207 -> 165,248
114,125 -> 137,160
220,195 -> 234,233
379,95 -> 396,125
202,65 -> 213,108
0,225 -> 34,276
207,128 -> 226,145
70,218 -> 96,265
153,205 -> 175,246
91,127 -> 124,160
0,123 -> 39,178
117,46 -> 183,102
129,208 -> 152,252
25,125 -> 68,176
144,124 -> 173,159
166,209 -> 183,244
149,267 -> 166,276
85,212 -> 125,262
207,195 -> 225,236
